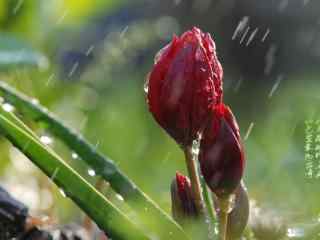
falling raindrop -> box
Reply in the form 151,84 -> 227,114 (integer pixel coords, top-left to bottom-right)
234,77 -> 243,92
120,26 -> 129,38
46,73 -> 55,86
56,10 -> 69,24
240,26 -> 250,45
244,122 -> 255,140
86,45 -> 95,56
246,28 -> 259,46
40,135 -> 53,145
2,103 -> 14,112
232,16 -> 249,40
13,0 -> 24,15
261,28 -> 270,42
264,44 -> 277,75
87,169 -> 96,177
68,62 -> 79,78
268,75 -> 283,98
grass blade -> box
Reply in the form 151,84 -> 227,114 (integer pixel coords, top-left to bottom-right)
0,81 -> 189,239
0,111 -> 150,240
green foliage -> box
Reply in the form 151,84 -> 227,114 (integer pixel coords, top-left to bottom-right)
0,81 -> 189,239
0,107 -> 149,240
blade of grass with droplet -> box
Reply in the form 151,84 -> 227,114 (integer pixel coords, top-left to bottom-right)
0,81 -> 189,240
0,111 -> 150,240
0,105 -> 54,151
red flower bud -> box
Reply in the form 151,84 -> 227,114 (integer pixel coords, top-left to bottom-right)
171,172 -> 198,223
199,104 -> 245,198
147,27 -> 223,146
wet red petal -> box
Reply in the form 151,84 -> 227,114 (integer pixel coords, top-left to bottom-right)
199,104 -> 245,197
147,27 -> 222,146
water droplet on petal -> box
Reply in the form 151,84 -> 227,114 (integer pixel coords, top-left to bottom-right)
192,139 -> 200,156
144,73 -> 150,94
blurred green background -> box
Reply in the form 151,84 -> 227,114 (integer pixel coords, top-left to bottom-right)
0,0 -> 320,229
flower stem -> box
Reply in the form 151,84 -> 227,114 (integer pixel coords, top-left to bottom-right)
200,176 -> 217,238
217,195 -> 232,240
184,146 -> 204,214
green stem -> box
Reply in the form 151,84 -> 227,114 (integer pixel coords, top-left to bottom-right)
183,146 -> 204,214
217,195 -> 232,240
201,177 -> 216,223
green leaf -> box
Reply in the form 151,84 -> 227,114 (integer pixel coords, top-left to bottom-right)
0,81 -> 189,240
0,34 -> 48,70
0,109 -> 149,240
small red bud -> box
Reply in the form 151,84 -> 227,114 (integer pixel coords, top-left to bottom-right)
199,104 -> 245,198
171,172 -> 199,223
147,27 -> 223,146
